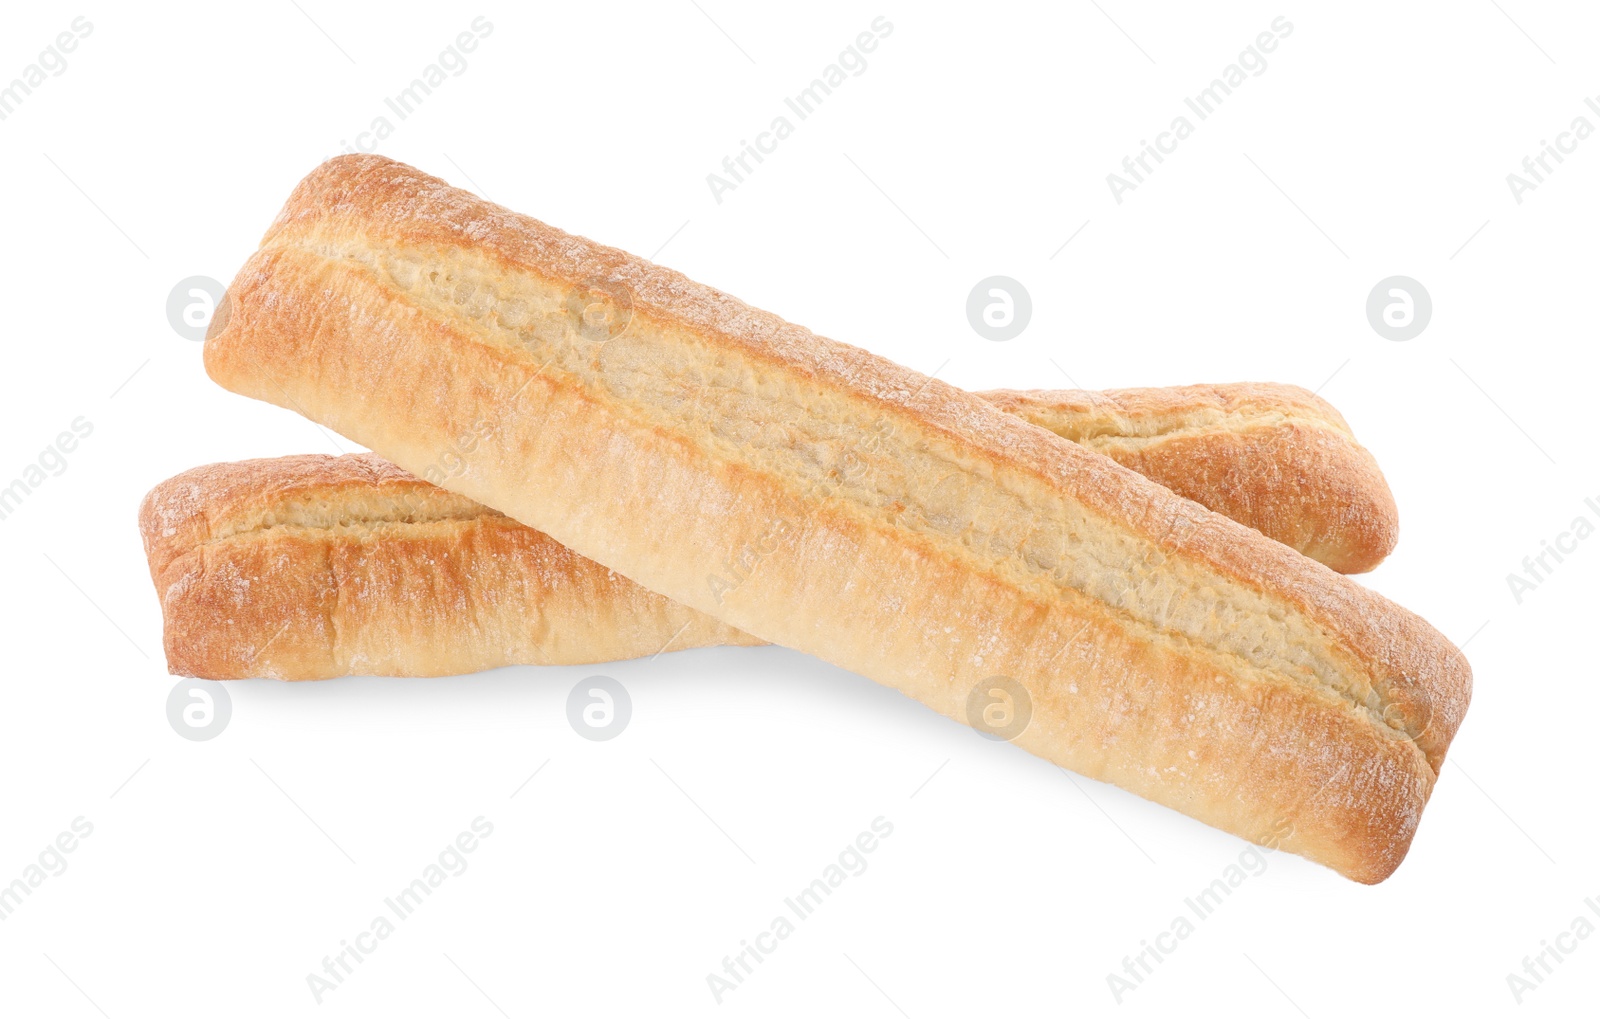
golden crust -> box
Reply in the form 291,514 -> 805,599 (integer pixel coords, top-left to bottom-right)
138,453 -> 758,679
203,155 -> 1471,882
980,384 -> 1399,573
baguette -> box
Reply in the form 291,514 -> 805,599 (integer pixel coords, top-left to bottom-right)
202,154 -> 1470,882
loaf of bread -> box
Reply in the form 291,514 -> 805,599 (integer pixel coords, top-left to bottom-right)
203,154 -> 1470,882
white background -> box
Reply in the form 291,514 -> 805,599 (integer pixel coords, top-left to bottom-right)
1,2 -> 1596,1015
